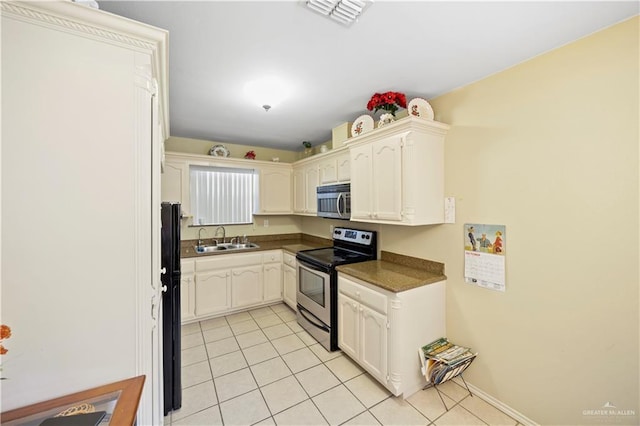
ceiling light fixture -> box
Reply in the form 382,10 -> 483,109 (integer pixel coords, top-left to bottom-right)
305,0 -> 372,26
244,76 -> 291,112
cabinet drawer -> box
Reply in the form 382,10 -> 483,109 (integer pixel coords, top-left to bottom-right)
338,277 -> 387,315
181,259 -> 195,274
196,253 -> 263,271
262,250 -> 283,263
283,252 -> 296,267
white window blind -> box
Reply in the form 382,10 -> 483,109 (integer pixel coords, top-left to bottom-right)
190,165 -> 255,225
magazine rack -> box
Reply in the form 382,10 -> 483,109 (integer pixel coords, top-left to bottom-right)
422,355 -> 475,410
419,339 -> 477,411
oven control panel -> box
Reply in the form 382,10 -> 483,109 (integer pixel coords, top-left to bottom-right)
333,227 -> 374,246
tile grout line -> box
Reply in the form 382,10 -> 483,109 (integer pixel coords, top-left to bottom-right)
201,315 -> 227,425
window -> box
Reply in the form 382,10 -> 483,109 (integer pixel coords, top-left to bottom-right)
190,165 -> 255,225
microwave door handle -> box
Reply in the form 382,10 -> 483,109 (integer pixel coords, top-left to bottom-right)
336,193 -> 343,218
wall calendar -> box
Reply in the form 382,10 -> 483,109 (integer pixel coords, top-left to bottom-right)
464,223 -> 506,292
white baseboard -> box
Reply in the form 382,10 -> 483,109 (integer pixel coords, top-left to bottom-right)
462,380 -> 539,426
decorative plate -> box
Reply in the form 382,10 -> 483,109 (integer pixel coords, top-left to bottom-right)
210,144 -> 230,157
351,114 -> 375,137
408,98 -> 434,120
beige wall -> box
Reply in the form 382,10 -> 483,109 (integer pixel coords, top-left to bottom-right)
381,17 -> 639,424
182,215 -> 302,241
166,136 -> 300,163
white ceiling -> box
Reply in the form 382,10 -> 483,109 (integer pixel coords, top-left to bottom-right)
99,1 -> 638,151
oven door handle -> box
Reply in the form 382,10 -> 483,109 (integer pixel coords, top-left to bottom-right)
297,259 -> 329,276
298,305 -> 330,333
336,193 -> 343,219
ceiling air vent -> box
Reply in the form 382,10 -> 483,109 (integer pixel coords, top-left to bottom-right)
305,0 -> 373,26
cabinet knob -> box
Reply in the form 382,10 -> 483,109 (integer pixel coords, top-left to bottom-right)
160,267 -> 167,275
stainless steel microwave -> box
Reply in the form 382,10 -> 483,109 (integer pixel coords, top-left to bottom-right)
317,183 -> 350,220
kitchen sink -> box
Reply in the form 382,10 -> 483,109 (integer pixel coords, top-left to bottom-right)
194,243 -> 260,254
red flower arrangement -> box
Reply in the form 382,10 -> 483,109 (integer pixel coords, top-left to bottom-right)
366,91 -> 407,116
0,324 -> 11,355
244,150 -> 256,160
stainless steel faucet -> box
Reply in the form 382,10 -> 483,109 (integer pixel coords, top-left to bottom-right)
214,226 -> 226,243
198,228 -> 206,247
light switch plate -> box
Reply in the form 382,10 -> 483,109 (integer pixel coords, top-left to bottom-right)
444,197 -> 455,223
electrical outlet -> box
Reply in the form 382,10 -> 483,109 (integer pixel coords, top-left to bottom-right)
263,219 -> 269,227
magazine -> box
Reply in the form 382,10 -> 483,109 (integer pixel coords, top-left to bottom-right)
419,337 -> 477,385
421,337 -> 475,365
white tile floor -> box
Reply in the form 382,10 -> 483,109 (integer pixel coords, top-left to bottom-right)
166,303 -> 521,426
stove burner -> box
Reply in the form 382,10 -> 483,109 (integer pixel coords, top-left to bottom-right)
296,247 -> 373,269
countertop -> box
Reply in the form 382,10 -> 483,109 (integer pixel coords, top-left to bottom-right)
181,237 -> 446,294
181,233 -> 331,258
336,251 -> 446,293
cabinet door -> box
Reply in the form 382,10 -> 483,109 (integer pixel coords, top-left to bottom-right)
350,145 -> 372,220
283,264 -> 297,310
292,167 -> 306,213
319,158 -> 338,184
372,137 -> 402,221
161,160 -> 190,215
231,265 -> 263,308
264,262 -> 283,303
259,167 -> 292,214
180,273 -> 196,322
305,165 -> 319,214
360,304 -> 388,383
337,293 -> 360,360
336,152 -> 350,182
195,270 -> 231,317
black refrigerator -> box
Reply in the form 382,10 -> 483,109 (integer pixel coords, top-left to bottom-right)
161,202 -> 182,415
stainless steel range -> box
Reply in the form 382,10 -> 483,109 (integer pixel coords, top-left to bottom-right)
296,227 -> 377,351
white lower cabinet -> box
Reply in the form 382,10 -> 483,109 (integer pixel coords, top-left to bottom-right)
338,273 -> 446,398
264,250 -> 284,303
180,259 -> 196,321
337,286 -> 388,385
283,252 -> 297,309
359,302 -> 388,381
231,265 -> 263,308
195,269 -> 231,317
185,250 -> 288,323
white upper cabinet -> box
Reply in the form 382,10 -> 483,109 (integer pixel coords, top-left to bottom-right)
336,152 -> 351,182
351,136 -> 403,221
161,153 -> 293,217
319,148 -> 350,185
161,158 -> 190,216
256,165 -> 292,214
294,148 -> 350,215
347,117 -> 449,226
293,160 -> 319,215
319,157 -> 338,184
